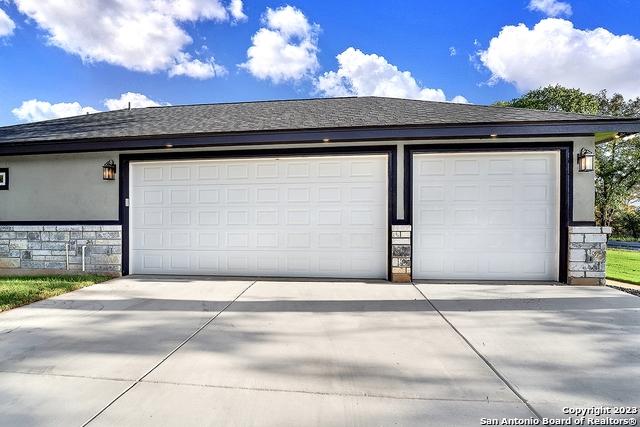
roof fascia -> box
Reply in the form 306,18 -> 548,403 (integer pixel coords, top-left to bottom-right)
1,120 -> 639,156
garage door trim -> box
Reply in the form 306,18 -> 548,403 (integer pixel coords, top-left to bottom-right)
404,142 -> 572,283
119,146 -> 397,277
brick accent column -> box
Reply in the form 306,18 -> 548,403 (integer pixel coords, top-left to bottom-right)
568,226 -> 612,285
0,225 -> 122,275
391,224 -> 411,283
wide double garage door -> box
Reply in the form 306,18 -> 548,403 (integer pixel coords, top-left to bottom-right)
129,155 -> 388,278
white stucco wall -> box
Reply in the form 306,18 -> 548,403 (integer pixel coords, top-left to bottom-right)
0,136 -> 596,222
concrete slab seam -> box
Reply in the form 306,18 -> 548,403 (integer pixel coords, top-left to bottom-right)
141,378 -> 522,403
0,369 -> 134,383
410,282 -> 542,421
81,280 -> 258,426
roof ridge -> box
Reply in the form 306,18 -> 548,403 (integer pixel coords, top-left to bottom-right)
2,96 -> 616,128
143,96 -> 365,110
142,96 -> 614,120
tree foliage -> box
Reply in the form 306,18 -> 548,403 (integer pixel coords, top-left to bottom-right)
595,137 -> 640,227
495,85 -> 602,114
615,205 -> 640,240
497,85 -> 640,232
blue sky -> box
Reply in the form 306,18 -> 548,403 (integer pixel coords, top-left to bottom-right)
0,0 -> 639,125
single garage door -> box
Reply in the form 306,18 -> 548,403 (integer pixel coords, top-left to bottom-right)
129,155 -> 388,278
413,152 -> 560,281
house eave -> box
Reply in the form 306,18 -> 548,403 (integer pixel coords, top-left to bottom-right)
0,120 -> 639,156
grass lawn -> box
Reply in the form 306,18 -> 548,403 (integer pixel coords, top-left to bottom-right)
606,249 -> 640,285
0,275 -> 111,312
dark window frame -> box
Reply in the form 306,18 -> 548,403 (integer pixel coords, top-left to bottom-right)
0,168 -> 8,191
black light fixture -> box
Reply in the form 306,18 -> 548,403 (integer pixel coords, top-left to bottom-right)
577,148 -> 595,172
102,160 -> 117,180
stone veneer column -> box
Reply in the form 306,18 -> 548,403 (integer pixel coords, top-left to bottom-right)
0,225 -> 122,275
391,224 -> 412,283
568,226 -> 612,285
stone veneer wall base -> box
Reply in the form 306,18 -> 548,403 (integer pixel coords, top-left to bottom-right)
1,223 -> 614,284
567,226 -> 612,286
0,225 -> 122,276
391,224 -> 412,283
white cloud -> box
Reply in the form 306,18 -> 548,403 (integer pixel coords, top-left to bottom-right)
152,0 -> 228,21
12,99 -> 99,122
227,0 -> 247,22
12,0 -> 242,77
240,5 -> 319,83
451,95 -> 469,104
169,53 -> 227,79
103,92 -> 169,110
0,8 -> 15,37
528,0 -> 572,17
479,18 -> 640,97
13,92 -> 169,122
315,48 -> 467,103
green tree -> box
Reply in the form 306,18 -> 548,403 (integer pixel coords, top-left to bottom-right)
597,92 -> 640,117
616,205 -> 640,240
495,85 -> 601,114
595,137 -> 640,226
497,85 -> 640,229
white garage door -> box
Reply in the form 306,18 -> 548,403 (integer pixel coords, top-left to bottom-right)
129,155 -> 388,278
413,152 -> 559,281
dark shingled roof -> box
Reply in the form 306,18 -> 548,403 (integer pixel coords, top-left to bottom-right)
0,96 -> 624,145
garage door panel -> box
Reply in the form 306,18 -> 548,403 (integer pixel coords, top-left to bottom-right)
132,207 -> 387,230
130,156 -> 387,278
131,248 -> 387,277
134,227 -> 386,253
414,252 -> 554,280
183,158 -> 389,184
133,185 -> 385,207
487,209 -> 513,226
415,253 -> 445,274
413,152 -> 559,281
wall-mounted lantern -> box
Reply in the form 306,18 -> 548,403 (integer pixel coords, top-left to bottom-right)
577,148 -> 595,172
102,160 -> 117,181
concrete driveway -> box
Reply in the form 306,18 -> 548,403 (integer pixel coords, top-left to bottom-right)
0,277 -> 638,426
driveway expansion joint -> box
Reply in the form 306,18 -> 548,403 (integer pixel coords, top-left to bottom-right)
81,280 -> 257,426
139,378 -> 522,403
0,369 -> 134,383
410,282 -> 543,421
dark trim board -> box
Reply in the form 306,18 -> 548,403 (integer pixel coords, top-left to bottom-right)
559,147 -> 571,283
386,152 -> 396,281
404,141 -> 573,283
1,117 -> 637,155
570,221 -> 597,226
119,146 -> 398,277
0,220 -> 121,226
119,153 -> 129,275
